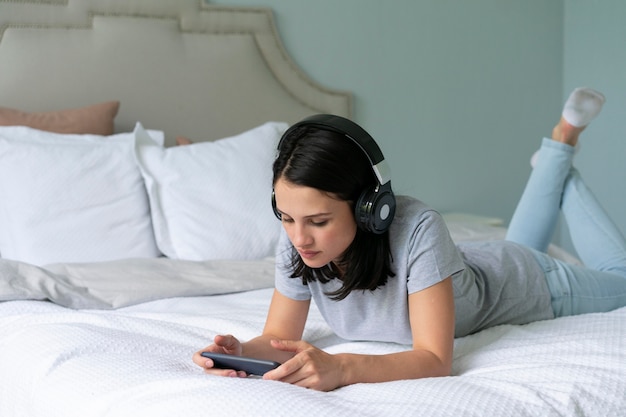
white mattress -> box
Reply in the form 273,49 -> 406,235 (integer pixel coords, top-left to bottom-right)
1,286 -> 624,417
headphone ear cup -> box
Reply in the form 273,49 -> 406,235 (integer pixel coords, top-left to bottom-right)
355,185 -> 396,234
271,190 -> 281,220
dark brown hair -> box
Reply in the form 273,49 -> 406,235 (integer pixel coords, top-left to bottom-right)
272,125 -> 395,300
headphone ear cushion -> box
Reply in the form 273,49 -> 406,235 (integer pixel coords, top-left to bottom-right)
355,186 -> 396,234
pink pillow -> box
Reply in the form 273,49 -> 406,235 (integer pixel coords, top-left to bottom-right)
0,101 -> 120,135
175,136 -> 193,146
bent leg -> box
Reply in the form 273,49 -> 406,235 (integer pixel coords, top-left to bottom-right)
561,169 -> 626,276
506,139 -> 575,252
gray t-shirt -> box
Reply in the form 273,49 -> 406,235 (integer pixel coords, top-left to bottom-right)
275,196 -> 554,343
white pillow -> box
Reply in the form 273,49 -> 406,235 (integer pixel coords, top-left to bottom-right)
0,125 -> 162,265
134,121 -> 287,261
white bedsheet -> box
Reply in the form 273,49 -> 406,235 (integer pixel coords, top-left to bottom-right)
1,288 -> 624,417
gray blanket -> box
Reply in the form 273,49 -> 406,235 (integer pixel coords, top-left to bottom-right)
0,257 -> 275,309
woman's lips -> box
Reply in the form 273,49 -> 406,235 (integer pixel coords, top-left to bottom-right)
298,250 -> 320,259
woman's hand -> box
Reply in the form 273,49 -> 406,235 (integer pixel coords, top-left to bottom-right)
262,340 -> 344,391
192,334 -> 247,378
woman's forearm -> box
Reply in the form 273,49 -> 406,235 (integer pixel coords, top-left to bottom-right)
337,349 -> 451,386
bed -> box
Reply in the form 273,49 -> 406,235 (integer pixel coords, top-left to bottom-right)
0,1 -> 624,416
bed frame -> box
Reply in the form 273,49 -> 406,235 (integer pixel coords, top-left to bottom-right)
0,0 -> 351,145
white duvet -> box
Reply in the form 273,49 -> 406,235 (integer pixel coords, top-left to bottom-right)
1,286 -> 624,417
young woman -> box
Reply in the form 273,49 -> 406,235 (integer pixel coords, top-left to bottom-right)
193,87 -> 626,391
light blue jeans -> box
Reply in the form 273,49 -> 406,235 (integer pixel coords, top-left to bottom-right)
506,138 -> 626,317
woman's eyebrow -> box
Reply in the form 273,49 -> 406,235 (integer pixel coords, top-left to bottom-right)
279,210 -> 332,219
303,212 -> 332,219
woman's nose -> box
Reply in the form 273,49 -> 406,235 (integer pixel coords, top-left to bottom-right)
291,224 -> 311,247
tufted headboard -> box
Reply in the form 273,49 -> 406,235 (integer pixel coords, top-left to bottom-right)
0,0 -> 351,145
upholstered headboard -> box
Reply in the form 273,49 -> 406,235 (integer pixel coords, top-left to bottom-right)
0,0 -> 351,145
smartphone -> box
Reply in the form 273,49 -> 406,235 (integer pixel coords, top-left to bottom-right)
201,352 -> 281,376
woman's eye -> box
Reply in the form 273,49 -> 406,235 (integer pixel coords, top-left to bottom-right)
280,217 -> 327,226
310,220 -> 328,226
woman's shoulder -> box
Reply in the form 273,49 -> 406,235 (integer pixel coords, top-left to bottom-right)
389,195 -> 449,242
389,196 -> 464,287
393,195 -> 444,224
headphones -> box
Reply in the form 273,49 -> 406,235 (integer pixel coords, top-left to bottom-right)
272,114 -> 396,234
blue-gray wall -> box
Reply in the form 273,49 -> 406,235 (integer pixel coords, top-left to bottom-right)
559,0 -> 626,253
212,0 -> 625,252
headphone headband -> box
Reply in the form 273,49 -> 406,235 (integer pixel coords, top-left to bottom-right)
278,114 -> 392,185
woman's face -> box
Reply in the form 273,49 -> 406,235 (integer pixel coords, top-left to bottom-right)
273,177 -> 357,268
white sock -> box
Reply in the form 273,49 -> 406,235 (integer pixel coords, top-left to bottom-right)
562,87 -> 605,127
530,87 -> 604,167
